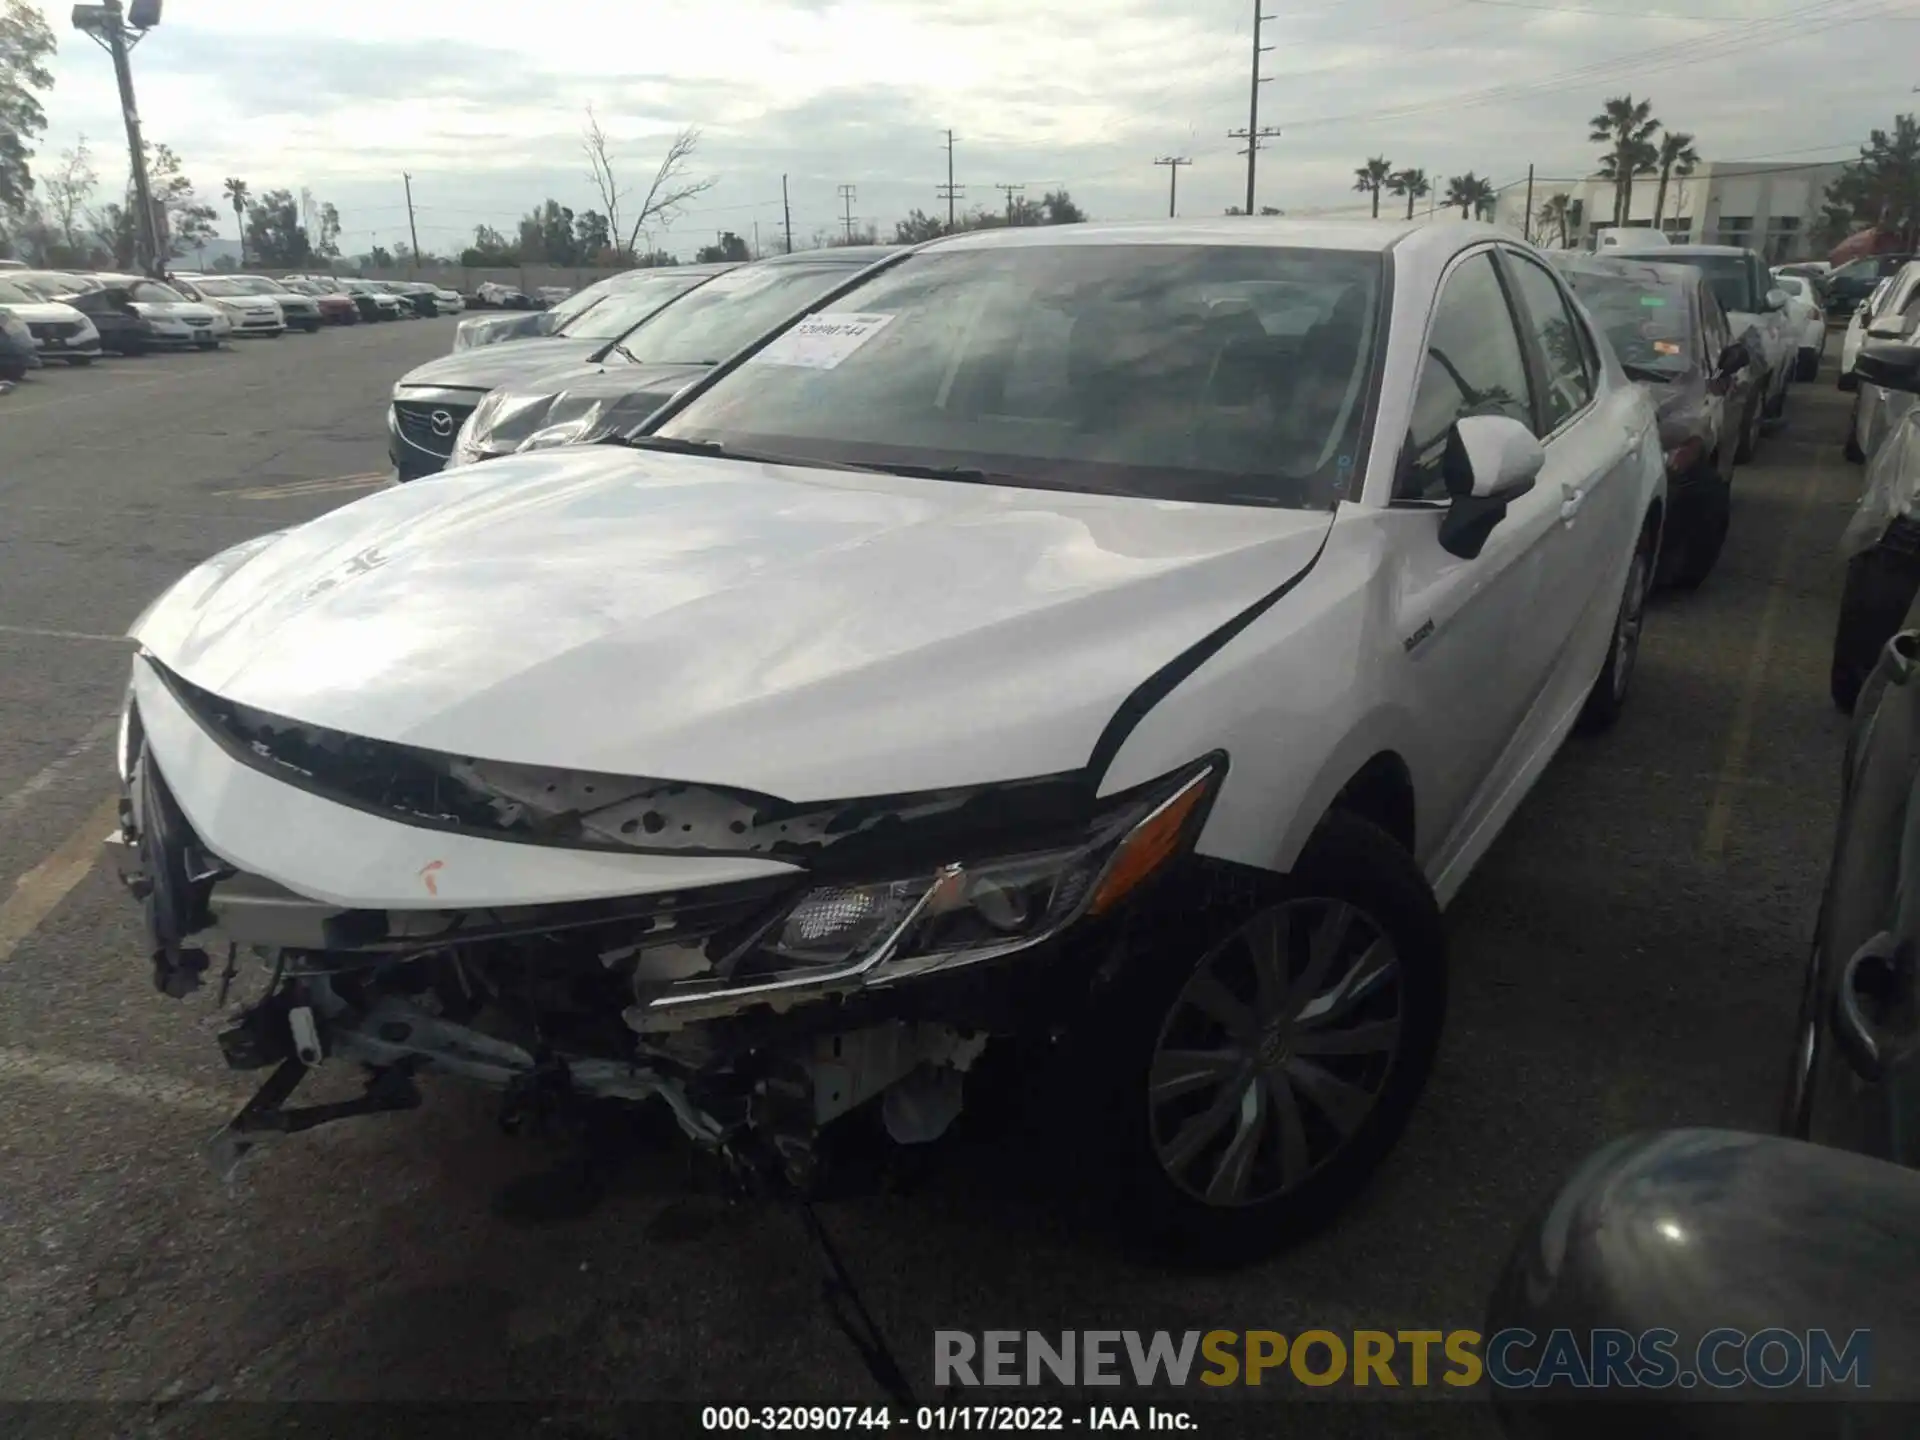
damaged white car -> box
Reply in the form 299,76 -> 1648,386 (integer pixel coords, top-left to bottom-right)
109,218 -> 1663,1259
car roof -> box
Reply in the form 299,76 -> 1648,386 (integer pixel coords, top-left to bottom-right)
1655,244 -> 1755,259
753,245 -> 899,265
918,215 -> 1496,256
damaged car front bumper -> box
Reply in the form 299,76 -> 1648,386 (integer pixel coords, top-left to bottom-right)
109,654 -> 1220,1180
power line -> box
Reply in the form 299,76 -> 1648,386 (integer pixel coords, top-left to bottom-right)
1152,156 -> 1193,217
1226,0 -> 1282,214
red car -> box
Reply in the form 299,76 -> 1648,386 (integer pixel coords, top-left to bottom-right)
283,278 -> 361,324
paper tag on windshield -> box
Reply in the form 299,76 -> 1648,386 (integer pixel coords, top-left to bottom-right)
750,312 -> 894,369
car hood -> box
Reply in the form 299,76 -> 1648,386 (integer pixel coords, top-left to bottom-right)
131,446 -> 1334,801
2,300 -> 90,325
463,360 -> 712,455
452,311 -> 552,351
395,338 -> 607,396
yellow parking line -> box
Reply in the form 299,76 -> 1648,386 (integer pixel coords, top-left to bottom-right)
1700,464 -> 1828,862
0,794 -> 120,964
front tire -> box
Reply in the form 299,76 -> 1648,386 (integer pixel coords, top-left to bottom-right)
1075,816 -> 1447,1264
1661,478 -> 1730,593
1734,388 -> 1763,463
1797,348 -> 1820,382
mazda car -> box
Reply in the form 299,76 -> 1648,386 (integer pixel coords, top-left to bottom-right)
108,219 -> 1663,1260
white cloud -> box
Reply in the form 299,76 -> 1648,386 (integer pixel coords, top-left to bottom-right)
20,0 -> 1916,252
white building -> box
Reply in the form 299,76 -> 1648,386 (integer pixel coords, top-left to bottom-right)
1490,159 -> 1846,260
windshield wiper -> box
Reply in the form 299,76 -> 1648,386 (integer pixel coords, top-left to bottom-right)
603,434 -> 731,458
844,461 -> 997,484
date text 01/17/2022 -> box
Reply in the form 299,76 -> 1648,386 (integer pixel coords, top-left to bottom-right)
700,1405 -> 1198,1431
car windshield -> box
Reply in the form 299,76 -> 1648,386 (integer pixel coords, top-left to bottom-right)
557,272 -> 710,339
237,277 -> 290,294
191,278 -> 247,297
1775,276 -> 1805,298
543,277 -> 623,328
1656,254 -> 1753,314
1563,268 -> 1696,376
0,278 -> 37,304
614,262 -> 868,366
655,243 -> 1385,511
131,282 -> 187,303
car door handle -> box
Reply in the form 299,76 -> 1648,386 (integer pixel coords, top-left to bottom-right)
1560,484 -> 1586,521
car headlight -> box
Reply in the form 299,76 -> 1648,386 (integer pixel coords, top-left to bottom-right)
648,761 -> 1221,1013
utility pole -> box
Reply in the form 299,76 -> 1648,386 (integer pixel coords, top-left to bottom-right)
1153,156 -> 1192,218
403,172 -> 420,271
72,0 -> 165,277
1226,0 -> 1281,216
937,130 -> 964,231
994,183 -> 1025,225
782,174 -> 793,254
838,184 -> 858,242
1522,164 -> 1535,242
752,220 -> 761,258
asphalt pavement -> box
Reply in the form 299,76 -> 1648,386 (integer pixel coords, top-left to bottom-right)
0,322 -> 1859,1433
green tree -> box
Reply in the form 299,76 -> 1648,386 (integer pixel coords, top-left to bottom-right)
317,202 -> 341,259
368,244 -> 393,269
1040,189 -> 1086,224
1827,114 -> 1920,250
519,198 -> 577,264
1352,156 -> 1393,219
695,230 -> 749,262
0,0 -> 56,217
1590,95 -> 1660,226
460,222 -> 517,266
1444,172 -> 1495,220
1650,129 -> 1698,230
222,177 -> 249,262
1387,167 -> 1430,220
893,208 -> 947,243
89,201 -> 135,268
1536,192 -> 1573,248
244,188 -> 313,267
574,208 -> 611,259
142,142 -> 217,260
43,134 -> 95,257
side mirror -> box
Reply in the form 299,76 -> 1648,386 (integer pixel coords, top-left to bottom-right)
1438,414 -> 1544,560
1486,1129 -> 1920,1438
1764,286 -> 1790,312
1854,340 -> 1920,396
1718,340 -> 1751,375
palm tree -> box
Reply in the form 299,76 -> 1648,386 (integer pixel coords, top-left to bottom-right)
1535,192 -> 1573,248
1444,172 -> 1495,220
1352,156 -> 1394,219
1650,128 -> 1699,233
1387,167 -> 1431,220
223,177 -> 250,265
1589,95 -> 1660,226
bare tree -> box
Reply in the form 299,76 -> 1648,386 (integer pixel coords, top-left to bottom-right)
582,105 -> 625,247
45,134 -> 97,252
579,108 -> 716,260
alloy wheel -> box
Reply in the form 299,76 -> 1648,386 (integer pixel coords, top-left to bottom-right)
1611,549 -> 1649,701
1147,898 -> 1404,1208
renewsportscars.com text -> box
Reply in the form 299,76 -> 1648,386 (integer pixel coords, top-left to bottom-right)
933,1328 -> 1873,1391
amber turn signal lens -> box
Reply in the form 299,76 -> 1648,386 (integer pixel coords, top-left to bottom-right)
1088,774 -> 1213,917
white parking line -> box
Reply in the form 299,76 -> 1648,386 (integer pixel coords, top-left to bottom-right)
0,716 -> 117,825
0,623 -> 132,644
0,1044 -> 234,1113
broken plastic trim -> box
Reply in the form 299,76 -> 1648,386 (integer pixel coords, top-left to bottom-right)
143,655 -> 1102,873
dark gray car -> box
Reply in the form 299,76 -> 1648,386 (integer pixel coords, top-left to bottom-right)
387,264 -> 731,480
448,247 -> 899,466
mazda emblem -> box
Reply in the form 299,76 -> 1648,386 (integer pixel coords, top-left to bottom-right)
430,410 -> 454,437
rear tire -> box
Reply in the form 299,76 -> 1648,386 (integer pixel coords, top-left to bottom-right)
1662,479 -> 1730,592
1578,528 -> 1653,733
1830,547 -> 1920,713
1797,348 -> 1820,382
1074,816 -> 1447,1265
1733,389 -> 1762,463
1844,392 -> 1867,464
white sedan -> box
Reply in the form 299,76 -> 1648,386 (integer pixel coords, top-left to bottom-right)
108,218 -> 1663,1258
1771,272 -> 1828,380
0,274 -> 101,364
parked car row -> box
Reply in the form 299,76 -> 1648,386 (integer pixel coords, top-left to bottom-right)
0,267 -> 465,385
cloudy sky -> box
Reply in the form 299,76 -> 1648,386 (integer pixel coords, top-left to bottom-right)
21,0 -> 1919,256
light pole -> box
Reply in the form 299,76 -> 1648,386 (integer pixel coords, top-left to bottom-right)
71,0 -> 165,278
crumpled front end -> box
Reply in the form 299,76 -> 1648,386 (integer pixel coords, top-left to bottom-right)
452,369 -> 700,464
108,646 -> 1219,1181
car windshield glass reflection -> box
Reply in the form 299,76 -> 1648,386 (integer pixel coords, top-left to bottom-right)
132,282 -> 187,304
614,263 -> 862,365
655,244 -> 1384,511
558,273 -> 708,340
1565,271 -> 1695,375
1659,255 -> 1754,314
